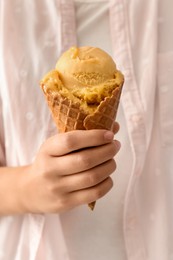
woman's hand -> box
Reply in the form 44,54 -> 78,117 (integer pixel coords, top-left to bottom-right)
20,127 -> 121,214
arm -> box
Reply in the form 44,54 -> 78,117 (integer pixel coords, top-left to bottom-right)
0,165 -> 30,215
0,128 -> 120,215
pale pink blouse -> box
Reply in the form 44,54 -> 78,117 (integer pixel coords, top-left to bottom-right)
0,0 -> 173,260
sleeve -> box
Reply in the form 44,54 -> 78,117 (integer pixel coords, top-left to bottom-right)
0,3 -> 6,166
0,94 -> 6,166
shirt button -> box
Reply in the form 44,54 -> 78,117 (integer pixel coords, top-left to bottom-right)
130,114 -> 142,123
124,69 -> 132,79
25,112 -> 34,121
44,40 -> 54,48
127,217 -> 136,230
116,3 -> 123,11
160,85 -> 168,93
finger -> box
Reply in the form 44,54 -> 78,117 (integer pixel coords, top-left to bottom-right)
53,140 -> 120,176
112,122 -> 120,135
61,159 -> 116,192
41,129 -> 115,156
65,177 -> 113,209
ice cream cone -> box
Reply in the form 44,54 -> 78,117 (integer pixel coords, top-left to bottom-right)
40,75 -> 123,210
40,46 -> 124,210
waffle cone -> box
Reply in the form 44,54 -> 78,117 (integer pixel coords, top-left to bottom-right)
40,79 -> 123,210
41,83 -> 122,132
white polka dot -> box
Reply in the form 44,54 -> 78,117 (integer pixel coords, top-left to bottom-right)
25,112 -> 34,121
20,70 -> 28,78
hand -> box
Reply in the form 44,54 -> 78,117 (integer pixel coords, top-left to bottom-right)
20,128 -> 121,214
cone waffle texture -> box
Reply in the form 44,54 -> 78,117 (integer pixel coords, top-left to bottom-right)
40,79 -> 123,210
41,83 -> 123,133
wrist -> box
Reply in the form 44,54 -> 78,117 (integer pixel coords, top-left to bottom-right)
0,165 -> 31,215
16,164 -> 33,214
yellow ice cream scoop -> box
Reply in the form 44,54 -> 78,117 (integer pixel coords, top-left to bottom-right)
42,46 -> 124,114
55,46 -> 118,87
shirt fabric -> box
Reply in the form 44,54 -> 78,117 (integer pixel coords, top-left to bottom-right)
0,0 -> 173,260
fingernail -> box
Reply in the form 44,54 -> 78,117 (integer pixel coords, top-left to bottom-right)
104,131 -> 114,141
114,140 -> 121,151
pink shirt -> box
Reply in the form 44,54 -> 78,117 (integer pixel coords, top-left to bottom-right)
0,0 -> 173,259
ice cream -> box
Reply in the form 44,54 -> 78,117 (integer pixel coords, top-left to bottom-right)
40,46 -> 124,210
41,46 -> 124,120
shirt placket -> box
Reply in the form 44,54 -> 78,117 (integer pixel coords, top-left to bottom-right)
109,1 -> 147,259
60,0 -> 77,54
